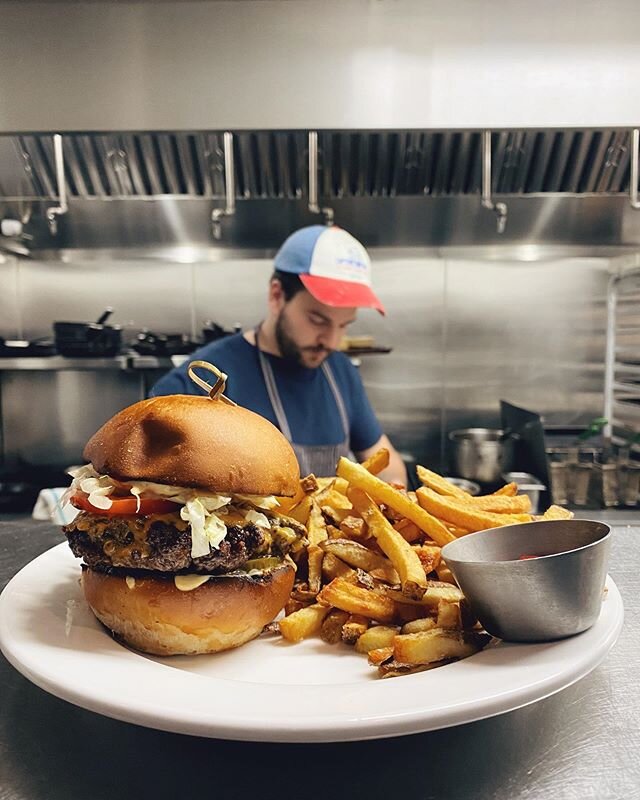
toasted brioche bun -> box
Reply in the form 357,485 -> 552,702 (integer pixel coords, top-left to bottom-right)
83,395 -> 300,496
81,563 -> 295,656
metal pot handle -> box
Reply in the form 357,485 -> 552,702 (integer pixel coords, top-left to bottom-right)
96,307 -> 114,326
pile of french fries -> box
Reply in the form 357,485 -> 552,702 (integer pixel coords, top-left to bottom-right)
271,450 -> 573,678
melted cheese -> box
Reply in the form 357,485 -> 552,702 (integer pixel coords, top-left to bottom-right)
174,574 -> 211,591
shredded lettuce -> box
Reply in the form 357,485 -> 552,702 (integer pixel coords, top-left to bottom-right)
235,494 -> 280,510
65,463 -> 277,559
179,498 -> 233,558
244,509 -> 271,529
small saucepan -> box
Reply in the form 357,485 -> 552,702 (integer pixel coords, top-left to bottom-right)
449,427 -> 518,484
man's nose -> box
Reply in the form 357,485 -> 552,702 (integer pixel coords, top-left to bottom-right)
320,326 -> 342,351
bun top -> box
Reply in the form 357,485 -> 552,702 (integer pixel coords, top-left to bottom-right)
83,395 -> 300,496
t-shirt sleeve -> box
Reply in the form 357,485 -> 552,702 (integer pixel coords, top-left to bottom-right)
344,361 -> 383,453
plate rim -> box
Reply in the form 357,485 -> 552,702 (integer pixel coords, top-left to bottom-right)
0,542 -> 624,743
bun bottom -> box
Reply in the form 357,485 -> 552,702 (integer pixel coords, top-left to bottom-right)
81,564 -> 295,656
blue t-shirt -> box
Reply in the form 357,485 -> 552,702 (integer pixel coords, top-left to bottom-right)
150,334 -> 382,452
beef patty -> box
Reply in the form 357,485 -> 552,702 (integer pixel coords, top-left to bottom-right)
64,511 -> 304,574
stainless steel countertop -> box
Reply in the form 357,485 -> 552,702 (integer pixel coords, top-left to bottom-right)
0,519 -> 637,800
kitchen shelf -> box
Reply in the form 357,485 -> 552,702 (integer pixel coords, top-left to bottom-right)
339,347 -> 393,356
0,347 -> 392,373
0,355 -> 173,371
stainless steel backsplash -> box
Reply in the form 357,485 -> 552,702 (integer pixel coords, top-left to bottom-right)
0,252 -> 609,472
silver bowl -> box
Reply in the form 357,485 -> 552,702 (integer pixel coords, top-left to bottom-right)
441,519 -> 611,642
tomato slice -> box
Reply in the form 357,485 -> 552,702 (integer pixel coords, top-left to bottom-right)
70,493 -> 180,517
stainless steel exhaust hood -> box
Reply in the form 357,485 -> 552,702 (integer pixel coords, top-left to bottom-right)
1,128 -> 640,253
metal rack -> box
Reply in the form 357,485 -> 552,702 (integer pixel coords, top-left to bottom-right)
604,264 -> 640,446
601,263 -> 640,505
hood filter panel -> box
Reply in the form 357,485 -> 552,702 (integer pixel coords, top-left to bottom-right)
0,129 -> 636,201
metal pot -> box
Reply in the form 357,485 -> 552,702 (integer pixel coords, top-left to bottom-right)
53,307 -> 122,358
449,428 -> 516,484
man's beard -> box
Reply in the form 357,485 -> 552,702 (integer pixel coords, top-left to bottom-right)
275,308 -> 332,367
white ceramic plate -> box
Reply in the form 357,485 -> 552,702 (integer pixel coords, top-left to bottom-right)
0,543 -> 623,743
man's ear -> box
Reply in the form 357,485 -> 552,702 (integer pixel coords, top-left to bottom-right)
268,278 -> 286,313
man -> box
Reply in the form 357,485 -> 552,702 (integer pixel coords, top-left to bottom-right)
151,225 -> 407,485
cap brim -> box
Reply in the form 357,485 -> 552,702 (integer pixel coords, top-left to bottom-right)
300,275 -> 386,315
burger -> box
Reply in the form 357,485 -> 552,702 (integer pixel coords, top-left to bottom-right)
62,393 -> 306,656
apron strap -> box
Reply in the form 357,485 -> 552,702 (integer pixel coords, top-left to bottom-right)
255,327 -> 293,441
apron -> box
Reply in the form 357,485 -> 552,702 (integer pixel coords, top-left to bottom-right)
254,326 -> 352,477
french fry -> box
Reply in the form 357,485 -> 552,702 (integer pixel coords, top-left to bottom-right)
435,562 -> 457,584
279,603 -> 331,642
393,601 -> 434,624
354,625 -> 399,654
416,465 -> 468,498
277,474 -> 319,513
393,518 -> 423,543
320,538 -> 399,583
462,493 -> 532,514
436,600 -> 462,629
337,458 -> 455,546
540,505 -> 575,520
333,477 -> 349,495
355,568 -> 376,590
321,505 -> 352,526
361,448 -> 390,475
341,614 -> 369,644
368,646 -> 395,666
307,544 -> 324,594
317,577 -> 397,622
300,474 -> 320,494
401,617 -> 437,634
319,488 -> 354,525
416,487 -> 532,533
321,552 -> 355,582
339,515 -> 367,539
384,581 -> 464,609
307,500 -> 329,546
493,482 -> 518,496
320,609 -> 350,644
348,488 -> 427,600
291,583 -> 322,604
276,480 -> 306,513
378,660 -> 441,678
393,629 -> 489,666
413,544 -> 442,575
321,489 -> 352,512
284,598 -> 305,616
286,495 -> 313,525
446,523 -> 472,536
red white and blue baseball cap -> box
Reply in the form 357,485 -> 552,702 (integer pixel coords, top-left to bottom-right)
274,225 -> 385,315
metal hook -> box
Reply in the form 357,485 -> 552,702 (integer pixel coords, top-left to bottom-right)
187,360 -> 237,405
308,131 -> 335,226
211,131 -> 236,240
629,129 -> 640,209
481,130 -> 508,234
46,134 -> 68,236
